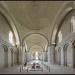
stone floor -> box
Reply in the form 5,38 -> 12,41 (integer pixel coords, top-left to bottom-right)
0,61 -> 75,74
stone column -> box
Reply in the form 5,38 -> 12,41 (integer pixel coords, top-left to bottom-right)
26,51 -> 29,62
19,49 -> 22,64
21,46 -> 25,64
42,51 -> 44,62
4,47 -> 8,67
72,41 -> 75,68
48,45 -> 55,64
20,46 -> 23,64
61,48 -> 64,66
48,46 -> 50,64
28,52 -> 30,62
16,48 -> 19,64
24,51 -> 26,63
43,51 -> 45,61
43,51 -> 47,62
63,44 -> 69,66
73,47 -> 75,68
41,52 -> 43,61
45,51 -> 48,62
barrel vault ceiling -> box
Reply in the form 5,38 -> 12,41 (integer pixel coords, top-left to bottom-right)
0,1 -> 68,52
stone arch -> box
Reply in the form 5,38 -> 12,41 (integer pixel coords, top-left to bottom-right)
29,44 -> 44,52
2,44 -> 8,67
22,32 -> 49,52
51,2 -> 73,45
22,32 -> 49,45
29,45 -> 43,53
0,3 -> 20,47
24,44 -> 44,62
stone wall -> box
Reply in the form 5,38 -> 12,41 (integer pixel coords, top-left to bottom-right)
55,10 -> 75,68
55,32 -> 75,68
0,38 -> 19,70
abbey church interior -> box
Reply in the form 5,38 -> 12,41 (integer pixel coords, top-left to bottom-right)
0,1 -> 75,74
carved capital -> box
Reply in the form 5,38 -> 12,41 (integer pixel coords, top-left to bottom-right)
72,40 -> 75,48
10,48 -> 13,53
2,44 -> 8,52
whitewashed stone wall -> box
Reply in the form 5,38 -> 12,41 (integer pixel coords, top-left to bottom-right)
0,38 -> 20,70
55,33 -> 75,68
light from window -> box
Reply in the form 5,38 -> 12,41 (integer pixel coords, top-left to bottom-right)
71,16 -> 75,32
58,31 -> 62,43
35,51 -> 38,60
9,31 -> 14,46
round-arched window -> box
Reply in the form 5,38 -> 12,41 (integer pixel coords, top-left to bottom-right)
56,10 -> 75,44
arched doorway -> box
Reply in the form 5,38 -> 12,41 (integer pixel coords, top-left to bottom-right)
22,33 -> 48,63
29,45 -> 43,61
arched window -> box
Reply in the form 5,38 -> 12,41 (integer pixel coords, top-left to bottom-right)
9,31 -> 14,46
56,10 -> 75,45
71,16 -> 75,32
